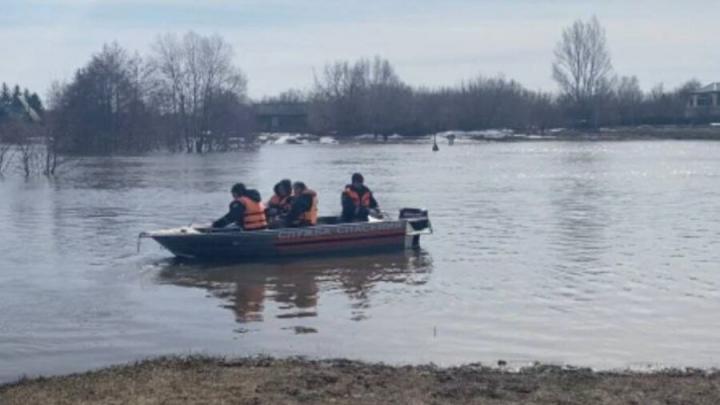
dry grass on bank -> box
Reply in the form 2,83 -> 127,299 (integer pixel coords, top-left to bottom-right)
2,356 -> 720,405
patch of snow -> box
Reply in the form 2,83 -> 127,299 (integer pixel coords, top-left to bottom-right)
256,132 -> 320,145
434,129 -> 515,140
272,134 -> 298,144
478,129 -> 513,139
354,134 -> 377,140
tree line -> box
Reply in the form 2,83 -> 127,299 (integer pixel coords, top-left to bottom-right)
0,18 -> 711,174
303,17 -> 702,136
48,34 -> 253,155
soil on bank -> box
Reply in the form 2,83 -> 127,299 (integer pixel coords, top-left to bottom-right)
2,356 -> 719,405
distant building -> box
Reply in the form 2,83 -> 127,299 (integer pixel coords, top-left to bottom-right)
254,102 -> 309,133
687,82 -> 720,120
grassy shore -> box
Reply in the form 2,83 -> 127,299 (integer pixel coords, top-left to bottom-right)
556,125 -> 720,140
2,356 -> 720,404
438,125 -> 720,142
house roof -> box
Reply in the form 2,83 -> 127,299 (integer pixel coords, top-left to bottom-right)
694,82 -> 720,93
18,94 -> 41,122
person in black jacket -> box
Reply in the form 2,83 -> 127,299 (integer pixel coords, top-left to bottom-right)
212,183 -> 266,229
341,173 -> 378,222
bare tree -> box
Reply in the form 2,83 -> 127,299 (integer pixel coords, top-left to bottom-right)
612,75 -> 643,125
311,60 -> 368,134
41,114 -> 75,175
0,125 -> 15,175
642,80 -> 701,125
39,82 -> 76,175
265,89 -> 306,103
48,43 -> 152,154
148,32 -> 248,152
552,16 -> 613,127
147,34 -> 185,149
457,75 -> 533,130
0,120 -> 38,176
12,122 -> 38,177
365,57 -> 412,137
17,142 -> 37,177
310,57 -> 411,136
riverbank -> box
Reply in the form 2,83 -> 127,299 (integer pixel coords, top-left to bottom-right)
437,125 -> 720,142
551,125 -> 720,141
255,125 -> 720,145
2,356 -> 719,404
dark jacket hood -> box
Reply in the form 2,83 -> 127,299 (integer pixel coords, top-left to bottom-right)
244,189 -> 262,202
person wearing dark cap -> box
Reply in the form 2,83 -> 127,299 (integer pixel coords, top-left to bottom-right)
286,181 -> 318,227
341,173 -> 379,222
212,183 -> 268,230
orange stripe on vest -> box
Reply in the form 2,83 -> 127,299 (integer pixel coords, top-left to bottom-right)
268,194 -> 292,212
237,196 -> 268,230
344,187 -> 371,208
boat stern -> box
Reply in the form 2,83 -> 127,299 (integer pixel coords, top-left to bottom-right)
400,208 -> 433,248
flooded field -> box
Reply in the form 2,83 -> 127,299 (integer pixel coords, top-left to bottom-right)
1,140 -> 719,382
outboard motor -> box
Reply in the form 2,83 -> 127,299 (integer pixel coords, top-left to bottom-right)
399,208 -> 432,248
399,207 -> 427,218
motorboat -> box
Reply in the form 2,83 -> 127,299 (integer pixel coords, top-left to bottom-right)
140,208 -> 432,260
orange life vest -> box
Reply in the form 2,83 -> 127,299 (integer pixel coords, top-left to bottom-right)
299,190 -> 318,226
268,194 -> 291,213
344,187 -> 371,208
237,196 -> 268,231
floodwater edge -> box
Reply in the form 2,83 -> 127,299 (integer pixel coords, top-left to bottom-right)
2,356 -> 719,404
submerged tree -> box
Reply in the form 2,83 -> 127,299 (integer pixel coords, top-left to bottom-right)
50,43 -> 154,154
611,75 -> 643,125
552,16 -> 613,128
310,56 -> 411,136
148,31 -> 249,152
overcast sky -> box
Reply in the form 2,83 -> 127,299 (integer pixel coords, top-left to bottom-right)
2,0 -> 719,99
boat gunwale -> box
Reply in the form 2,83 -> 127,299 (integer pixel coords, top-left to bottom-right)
148,218 -> 412,239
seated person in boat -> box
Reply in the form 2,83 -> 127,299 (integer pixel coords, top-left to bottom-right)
341,173 -> 379,222
266,179 -> 293,228
285,181 -> 318,227
212,183 -> 268,230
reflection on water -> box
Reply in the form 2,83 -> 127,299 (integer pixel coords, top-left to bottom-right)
551,145 -> 609,268
3,141 -> 720,382
156,251 -> 433,329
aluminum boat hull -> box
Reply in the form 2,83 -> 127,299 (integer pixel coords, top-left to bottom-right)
143,212 -> 431,260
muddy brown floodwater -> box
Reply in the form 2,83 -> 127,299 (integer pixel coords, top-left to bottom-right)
1,140 -> 720,383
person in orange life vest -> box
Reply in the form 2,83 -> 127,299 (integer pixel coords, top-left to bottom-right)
267,179 -> 293,215
285,181 -> 318,227
266,179 -> 293,228
341,172 -> 378,222
212,183 -> 268,230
